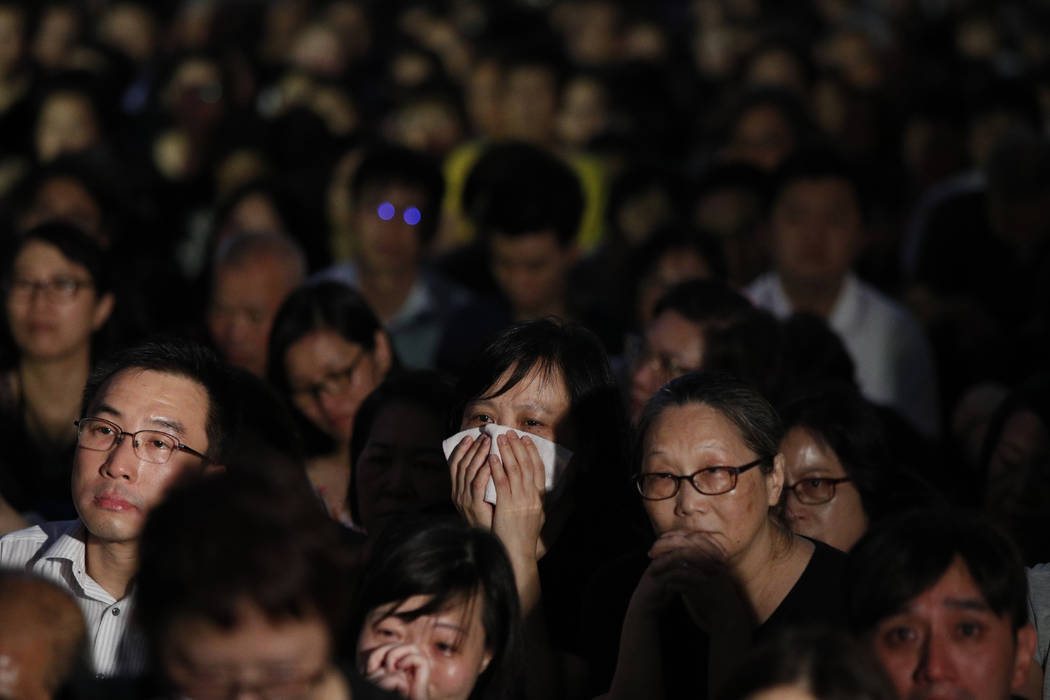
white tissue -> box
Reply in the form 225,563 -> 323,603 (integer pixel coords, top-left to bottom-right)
442,424 -> 574,504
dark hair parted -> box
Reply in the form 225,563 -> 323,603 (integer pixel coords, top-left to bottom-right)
81,338 -> 231,464
267,281 -> 390,395
7,221 -> 113,295
634,371 -> 783,477
352,516 -> 521,700
451,318 -> 628,476
463,142 -> 584,247
349,370 -> 456,527
845,509 -> 1030,635
718,626 -> 895,700
267,281 -> 394,456
779,386 -> 940,524
350,144 -> 446,245
137,469 -> 351,661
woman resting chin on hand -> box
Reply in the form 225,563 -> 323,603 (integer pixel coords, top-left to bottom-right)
605,372 -> 848,699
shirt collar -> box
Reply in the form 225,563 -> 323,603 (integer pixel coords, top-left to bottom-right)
827,272 -> 861,332
39,520 -> 88,567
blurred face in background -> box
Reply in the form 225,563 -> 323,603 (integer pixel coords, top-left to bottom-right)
501,65 -> 559,145
163,601 -> 336,700
35,91 -> 100,162
208,254 -> 299,378
770,177 -> 861,289
356,183 -> 428,275
780,426 -> 868,551
6,239 -> 112,361
490,230 -> 576,320
354,400 -> 451,531
285,329 -> 391,446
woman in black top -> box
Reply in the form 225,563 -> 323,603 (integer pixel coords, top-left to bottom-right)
601,372 -> 846,699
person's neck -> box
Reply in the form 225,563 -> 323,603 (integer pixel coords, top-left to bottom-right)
731,523 -> 807,624
358,264 -> 418,323
19,350 -> 91,399
84,532 -> 138,601
18,350 -> 92,441
779,273 -> 846,320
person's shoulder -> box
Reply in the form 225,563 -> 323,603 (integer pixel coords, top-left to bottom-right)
310,261 -> 360,288
0,520 -> 77,565
744,272 -> 780,309
850,277 -> 925,334
1028,563 -> 1050,598
808,536 -> 849,569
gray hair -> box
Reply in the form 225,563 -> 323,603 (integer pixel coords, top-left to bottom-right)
213,231 -> 307,285
634,370 -> 783,475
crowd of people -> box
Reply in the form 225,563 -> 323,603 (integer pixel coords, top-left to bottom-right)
0,0 -> 1048,698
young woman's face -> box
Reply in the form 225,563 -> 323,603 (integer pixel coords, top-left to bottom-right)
5,240 -> 112,361
640,402 -> 783,563
284,329 -> 389,446
357,593 -> 493,700
781,426 -> 868,551
460,363 -> 573,448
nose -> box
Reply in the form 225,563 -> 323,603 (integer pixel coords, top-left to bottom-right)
318,390 -> 348,422
916,632 -> 955,685
673,478 -> 708,516
101,436 -> 142,482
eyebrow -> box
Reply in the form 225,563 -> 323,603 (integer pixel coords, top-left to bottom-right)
91,403 -> 188,438
942,598 -> 992,613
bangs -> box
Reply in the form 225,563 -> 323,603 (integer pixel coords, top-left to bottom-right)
478,357 -> 560,403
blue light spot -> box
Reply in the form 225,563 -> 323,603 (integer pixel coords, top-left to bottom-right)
403,207 -> 421,226
377,202 -> 395,221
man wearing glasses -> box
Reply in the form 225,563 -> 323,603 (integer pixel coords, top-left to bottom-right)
0,339 -> 230,678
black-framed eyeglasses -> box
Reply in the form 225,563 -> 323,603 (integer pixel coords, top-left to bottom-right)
290,353 -> 369,403
784,476 -> 852,505
7,276 -> 94,304
74,417 -> 210,465
635,456 -> 770,500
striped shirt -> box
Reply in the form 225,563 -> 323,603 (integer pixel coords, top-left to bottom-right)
0,520 -> 146,677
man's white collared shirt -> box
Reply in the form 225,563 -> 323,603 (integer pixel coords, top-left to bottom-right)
0,520 -> 146,677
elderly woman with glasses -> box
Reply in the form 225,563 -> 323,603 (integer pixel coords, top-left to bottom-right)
601,372 -> 847,700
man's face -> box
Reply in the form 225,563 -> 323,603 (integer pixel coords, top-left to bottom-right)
629,310 -> 704,423
770,177 -> 861,287
208,257 -> 297,377
163,601 -> 332,700
72,369 -> 211,545
870,556 -> 1035,700
356,183 -> 427,275
490,230 -> 576,319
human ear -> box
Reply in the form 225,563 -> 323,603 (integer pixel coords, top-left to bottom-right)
766,453 -> 785,507
478,648 -> 493,676
92,292 -> 115,331
1010,622 -> 1038,693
